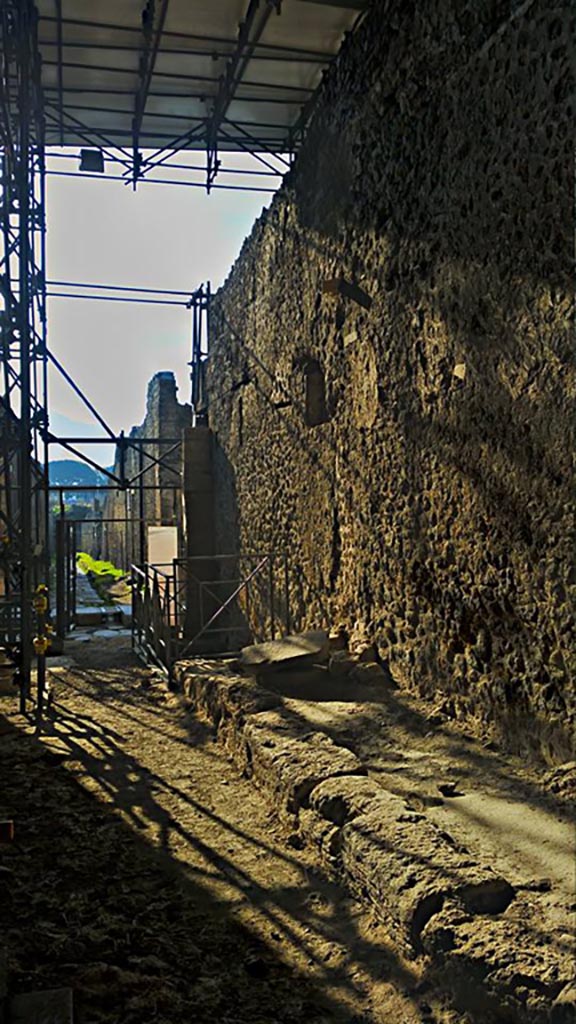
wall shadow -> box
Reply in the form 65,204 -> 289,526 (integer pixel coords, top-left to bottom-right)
204,0 -> 574,765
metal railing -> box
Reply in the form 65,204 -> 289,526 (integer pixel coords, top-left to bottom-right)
131,552 -> 290,682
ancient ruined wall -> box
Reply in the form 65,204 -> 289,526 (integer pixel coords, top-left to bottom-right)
205,0 -> 574,763
102,372 -> 191,567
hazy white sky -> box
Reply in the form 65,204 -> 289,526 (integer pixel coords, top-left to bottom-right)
46,150 -> 279,462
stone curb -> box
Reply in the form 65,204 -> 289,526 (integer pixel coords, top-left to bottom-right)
176,661 -> 574,1024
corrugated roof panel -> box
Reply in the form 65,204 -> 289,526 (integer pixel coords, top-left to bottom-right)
36,0 -> 368,155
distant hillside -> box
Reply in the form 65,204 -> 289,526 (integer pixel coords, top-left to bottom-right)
49,459 -> 109,487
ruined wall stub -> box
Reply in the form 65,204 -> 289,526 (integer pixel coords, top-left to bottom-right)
205,0 -> 575,764
102,372 -> 191,568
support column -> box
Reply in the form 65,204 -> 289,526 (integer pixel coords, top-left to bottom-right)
182,425 -> 216,646
55,517 -> 66,639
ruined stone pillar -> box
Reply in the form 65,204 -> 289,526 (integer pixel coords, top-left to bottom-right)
182,425 -> 217,646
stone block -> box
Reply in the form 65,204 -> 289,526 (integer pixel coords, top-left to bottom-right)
242,711 -> 366,815
178,664 -> 281,728
337,793 -> 514,953
309,774 -> 382,825
240,630 -> 329,672
422,905 -> 575,1024
75,606 -> 105,626
328,652 -> 356,677
350,661 -> 392,685
9,988 -> 73,1024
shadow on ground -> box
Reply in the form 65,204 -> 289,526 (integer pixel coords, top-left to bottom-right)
0,713 -> 364,1023
0,644 -> 441,1024
258,663 -> 575,824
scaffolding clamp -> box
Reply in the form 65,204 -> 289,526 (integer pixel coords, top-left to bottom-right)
33,634 -> 50,655
33,584 -> 48,614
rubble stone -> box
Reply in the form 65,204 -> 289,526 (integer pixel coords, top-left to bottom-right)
204,0 -> 574,765
175,658 -> 573,1021
240,631 -> 329,672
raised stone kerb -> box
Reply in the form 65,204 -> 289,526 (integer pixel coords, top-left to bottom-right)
178,661 -> 281,727
174,658 -> 574,1022
307,777 -> 515,954
241,710 -> 366,816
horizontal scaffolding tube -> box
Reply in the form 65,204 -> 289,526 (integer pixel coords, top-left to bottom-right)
47,291 -> 190,305
45,150 -> 282,176
38,38 -> 330,64
46,436 -> 183,443
42,60 -> 314,95
38,15 -> 332,61
45,126 -> 287,144
46,170 -> 277,192
48,484 -> 182,491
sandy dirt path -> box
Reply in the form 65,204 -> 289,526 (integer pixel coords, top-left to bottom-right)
0,634 -> 465,1024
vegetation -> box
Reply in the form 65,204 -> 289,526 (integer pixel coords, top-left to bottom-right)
49,503 -> 93,520
76,552 -> 128,605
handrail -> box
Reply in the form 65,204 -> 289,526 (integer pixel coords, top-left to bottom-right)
178,555 -> 269,659
131,550 -> 289,674
141,556 -> 264,565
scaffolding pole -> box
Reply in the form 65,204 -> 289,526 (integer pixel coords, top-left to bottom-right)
0,0 -> 48,710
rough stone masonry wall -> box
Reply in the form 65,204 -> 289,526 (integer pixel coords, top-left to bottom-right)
102,372 -> 191,568
206,0 -> 574,765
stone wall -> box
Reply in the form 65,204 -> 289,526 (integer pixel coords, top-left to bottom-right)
204,0 -> 574,764
102,372 -> 191,568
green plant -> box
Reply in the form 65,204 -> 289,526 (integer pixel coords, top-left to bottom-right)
76,551 -> 125,580
76,551 -> 129,604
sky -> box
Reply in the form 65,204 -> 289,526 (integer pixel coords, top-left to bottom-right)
46,149 -> 280,465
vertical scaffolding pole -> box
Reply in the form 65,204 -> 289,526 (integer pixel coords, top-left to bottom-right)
0,0 -> 48,709
17,0 -> 33,710
55,515 -> 66,638
189,282 -> 210,421
138,445 -> 145,565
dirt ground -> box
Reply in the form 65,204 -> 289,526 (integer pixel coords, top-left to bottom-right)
0,632 -> 470,1024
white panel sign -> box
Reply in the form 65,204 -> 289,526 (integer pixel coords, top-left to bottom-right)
148,526 -> 178,569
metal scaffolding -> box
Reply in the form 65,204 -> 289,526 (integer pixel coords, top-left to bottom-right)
0,0 -> 369,718
34,0 -> 369,191
0,0 -> 48,710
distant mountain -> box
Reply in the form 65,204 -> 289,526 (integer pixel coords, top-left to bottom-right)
49,459 -> 109,487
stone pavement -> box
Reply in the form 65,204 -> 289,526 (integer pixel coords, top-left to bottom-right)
176,655 -> 576,1024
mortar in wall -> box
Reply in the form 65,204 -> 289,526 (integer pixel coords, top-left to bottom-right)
203,0 -> 575,765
